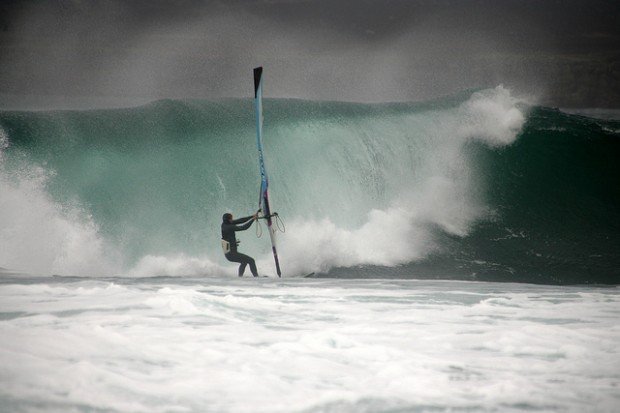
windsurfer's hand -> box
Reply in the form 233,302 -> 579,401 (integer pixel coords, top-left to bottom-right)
253,213 -> 258,220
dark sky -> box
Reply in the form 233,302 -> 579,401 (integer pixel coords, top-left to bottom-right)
1,0 -> 618,109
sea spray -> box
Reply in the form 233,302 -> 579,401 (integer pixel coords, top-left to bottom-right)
0,130 -> 121,275
278,87 -> 525,275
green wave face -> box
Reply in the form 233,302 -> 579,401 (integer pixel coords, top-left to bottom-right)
1,89 -> 618,283
462,107 -> 620,283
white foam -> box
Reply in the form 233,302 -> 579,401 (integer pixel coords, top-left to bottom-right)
0,279 -> 617,412
127,254 -> 230,277
457,86 -> 525,147
271,86 -> 526,276
0,160 -> 121,276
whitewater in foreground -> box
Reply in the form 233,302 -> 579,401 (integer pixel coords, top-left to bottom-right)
1,86 -> 618,411
1,275 -> 618,413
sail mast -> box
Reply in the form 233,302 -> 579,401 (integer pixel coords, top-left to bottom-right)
253,67 -> 282,277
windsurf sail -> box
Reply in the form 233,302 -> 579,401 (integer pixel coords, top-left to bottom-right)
253,66 -> 282,277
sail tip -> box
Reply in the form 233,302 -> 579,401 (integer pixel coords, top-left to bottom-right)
253,67 -> 263,98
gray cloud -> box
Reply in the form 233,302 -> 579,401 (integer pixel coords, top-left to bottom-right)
1,0 -> 618,109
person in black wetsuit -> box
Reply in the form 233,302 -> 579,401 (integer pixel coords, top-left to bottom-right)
221,212 -> 259,277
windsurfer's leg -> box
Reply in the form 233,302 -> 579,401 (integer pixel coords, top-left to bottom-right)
236,253 -> 257,277
225,251 -> 244,277
248,257 -> 258,277
226,251 -> 257,277
237,252 -> 257,277
238,262 -> 247,277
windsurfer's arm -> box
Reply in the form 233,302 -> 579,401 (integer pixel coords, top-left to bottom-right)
234,219 -> 254,231
230,215 -> 253,225
234,213 -> 258,231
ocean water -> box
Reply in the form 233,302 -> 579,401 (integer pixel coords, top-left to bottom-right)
1,87 -> 619,412
1,275 -> 618,413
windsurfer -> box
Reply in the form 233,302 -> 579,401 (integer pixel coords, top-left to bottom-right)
221,212 -> 259,277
